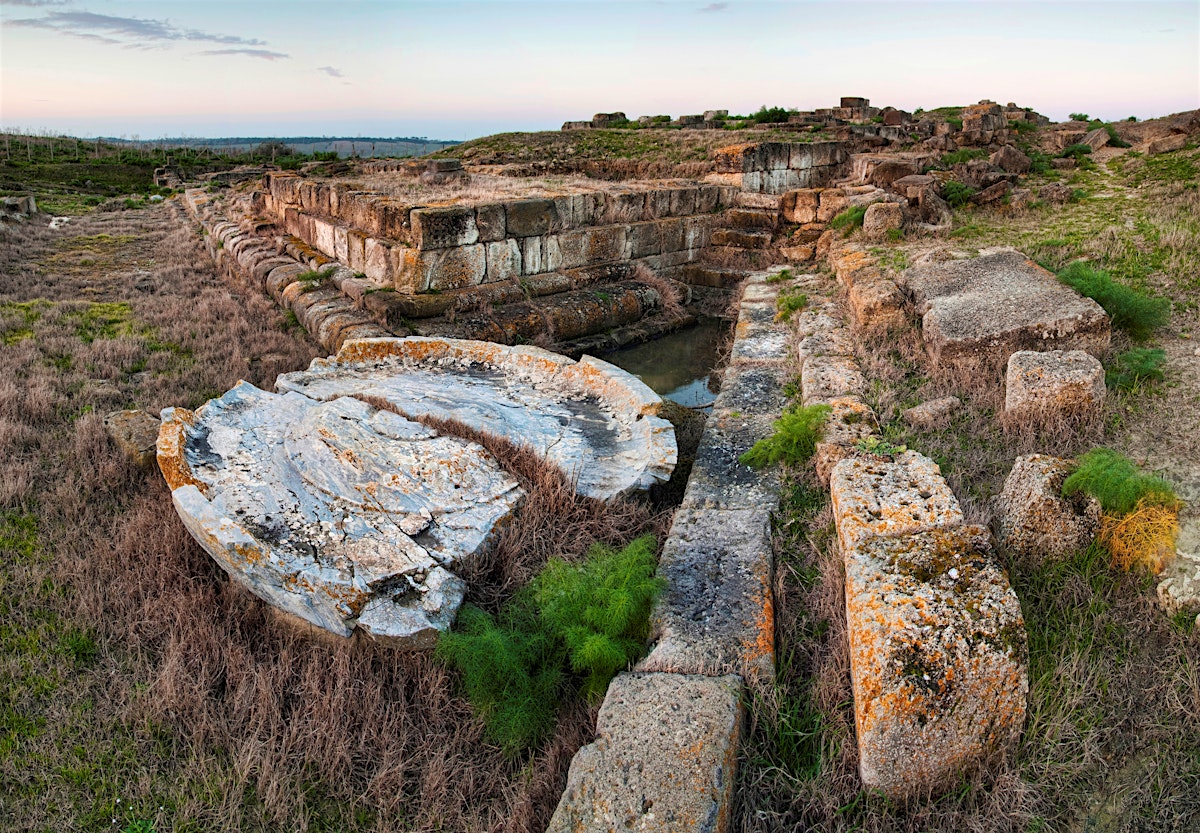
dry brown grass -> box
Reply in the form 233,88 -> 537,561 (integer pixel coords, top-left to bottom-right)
1100,498 -> 1180,574
631,262 -> 687,321
0,201 -> 664,832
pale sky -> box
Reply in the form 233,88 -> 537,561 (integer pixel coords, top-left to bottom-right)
1,0 -> 1197,140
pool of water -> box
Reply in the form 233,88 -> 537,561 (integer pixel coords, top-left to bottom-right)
602,318 -> 726,409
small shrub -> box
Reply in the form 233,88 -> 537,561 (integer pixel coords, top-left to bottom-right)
1069,112 -> 1091,122
942,180 -> 977,207
1106,347 -> 1166,390
886,227 -> 904,242
1062,448 -> 1178,516
765,268 -> 794,284
751,105 -> 794,124
775,289 -> 808,321
1009,119 -> 1037,134
1057,261 -> 1170,340
437,535 -> 663,752
1060,143 -> 1093,160
1089,121 -> 1130,148
828,204 -> 867,235
854,436 -> 907,458
740,404 -> 830,468
946,117 -> 963,130
1100,498 -> 1179,573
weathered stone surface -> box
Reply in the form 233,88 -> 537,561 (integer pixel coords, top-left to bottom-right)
970,180 -> 1012,205
796,327 -> 855,372
993,454 -> 1100,559
411,207 -> 479,249
158,386 -> 523,645
277,337 -> 677,500
1081,127 -> 1110,151
830,451 -> 964,554
547,672 -> 743,833
1037,183 -> 1074,204
505,198 -> 558,237
681,413 -> 779,511
990,145 -> 1032,174
1147,133 -> 1188,155
862,202 -> 904,241
1158,544 -> 1200,618
813,396 -> 879,486
781,188 -> 820,224
639,507 -> 774,683
849,277 -> 907,331
844,525 -> 1028,799
104,409 -> 161,468
816,188 -> 848,223
801,355 -> 866,406
902,396 -> 962,429
899,250 -> 1110,370
918,186 -> 952,226
1003,349 -> 1105,424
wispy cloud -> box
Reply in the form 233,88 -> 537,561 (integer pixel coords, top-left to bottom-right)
202,48 -> 289,61
7,10 -> 274,51
317,65 -> 343,78
0,0 -> 71,8
698,2 -> 728,12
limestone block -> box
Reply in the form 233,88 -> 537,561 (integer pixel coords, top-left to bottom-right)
730,301 -> 788,364
813,396 -> 879,486
902,396 -> 962,429
519,235 -> 559,275
474,203 -> 506,242
104,409 -> 161,468
1148,133 -> 1187,155
712,363 -> 790,418
1081,128 -> 1110,151
363,238 -> 395,286
1004,349 -> 1105,425
669,187 -> 698,217
682,413 -> 779,512
990,145 -> 1032,174
849,278 -> 907,331
781,188 -> 820,224
158,387 -> 523,646
547,672 -> 743,833
900,250 -> 1111,370
333,226 -> 349,263
796,328 -> 855,372
584,225 -> 628,263
347,230 -> 368,274
817,188 -> 849,223
277,337 -> 677,500
844,525 -> 1027,799
800,355 -> 866,406
829,451 -> 964,554
411,207 -> 479,249
862,202 -> 904,241
625,222 -> 662,260
683,216 -> 711,251
639,507 -> 774,683
377,199 -> 415,243
993,454 -> 1100,559
485,239 -> 521,283
397,243 -> 487,292
1158,547 -> 1200,617
506,198 -> 558,237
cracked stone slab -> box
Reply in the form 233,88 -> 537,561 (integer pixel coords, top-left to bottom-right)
639,507 -> 774,685
547,672 -> 743,833
276,337 -> 677,500
680,413 -> 779,511
800,355 -> 867,406
157,383 -> 524,646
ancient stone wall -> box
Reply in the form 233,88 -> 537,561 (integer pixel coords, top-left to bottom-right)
707,141 -> 849,194
253,173 -> 736,293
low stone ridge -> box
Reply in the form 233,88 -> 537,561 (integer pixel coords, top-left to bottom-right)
157,385 -> 523,646
547,672 -> 743,833
275,337 -> 677,500
709,142 -> 849,194
1004,349 -> 1106,425
899,250 -> 1111,370
843,525 -> 1028,798
993,454 -> 1100,559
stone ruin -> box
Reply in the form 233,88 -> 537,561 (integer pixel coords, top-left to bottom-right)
157,337 -> 677,647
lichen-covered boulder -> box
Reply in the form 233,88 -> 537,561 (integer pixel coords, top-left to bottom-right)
277,337 -> 677,500
158,384 -> 524,647
993,454 -> 1100,559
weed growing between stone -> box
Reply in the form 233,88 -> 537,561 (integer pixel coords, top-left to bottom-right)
1062,448 -> 1178,516
829,205 -> 867,236
740,404 -> 830,469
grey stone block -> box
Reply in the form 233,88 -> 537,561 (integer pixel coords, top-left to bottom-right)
474,203 -> 506,243
506,198 -> 558,237
640,507 -> 774,684
681,413 -> 779,511
547,672 -> 743,833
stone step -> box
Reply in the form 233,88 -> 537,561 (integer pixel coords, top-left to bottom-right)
676,264 -> 747,289
733,192 -> 782,210
711,228 -> 773,249
725,207 -> 780,231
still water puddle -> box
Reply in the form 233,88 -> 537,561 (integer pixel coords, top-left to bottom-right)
603,318 -> 725,409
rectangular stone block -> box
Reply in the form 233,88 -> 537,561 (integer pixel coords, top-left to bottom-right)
333,225 -> 349,263
644,188 -> 673,220
669,187 -> 698,217
411,206 -> 479,249
377,199 -> 415,243
346,230 -> 367,274
547,672 -> 743,833
520,234 -> 563,275
625,221 -> 663,259
363,238 -> 395,287
485,239 -> 521,283
712,362 -> 790,418
313,216 -> 337,258
640,507 -> 774,684
506,198 -> 557,237
474,203 -> 506,243
584,225 -> 627,264
681,413 -> 779,511
829,451 -> 963,554
844,525 -> 1027,799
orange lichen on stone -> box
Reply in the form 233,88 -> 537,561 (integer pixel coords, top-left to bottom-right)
156,407 -> 203,491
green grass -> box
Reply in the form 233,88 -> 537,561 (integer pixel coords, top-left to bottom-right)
1106,347 -> 1166,390
775,289 -> 808,321
940,148 -> 988,166
1057,261 -> 1170,340
1062,448 -> 1177,515
435,535 -> 662,753
740,404 -> 830,469
942,180 -> 977,207
828,205 -> 867,235
1060,143 -> 1094,160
